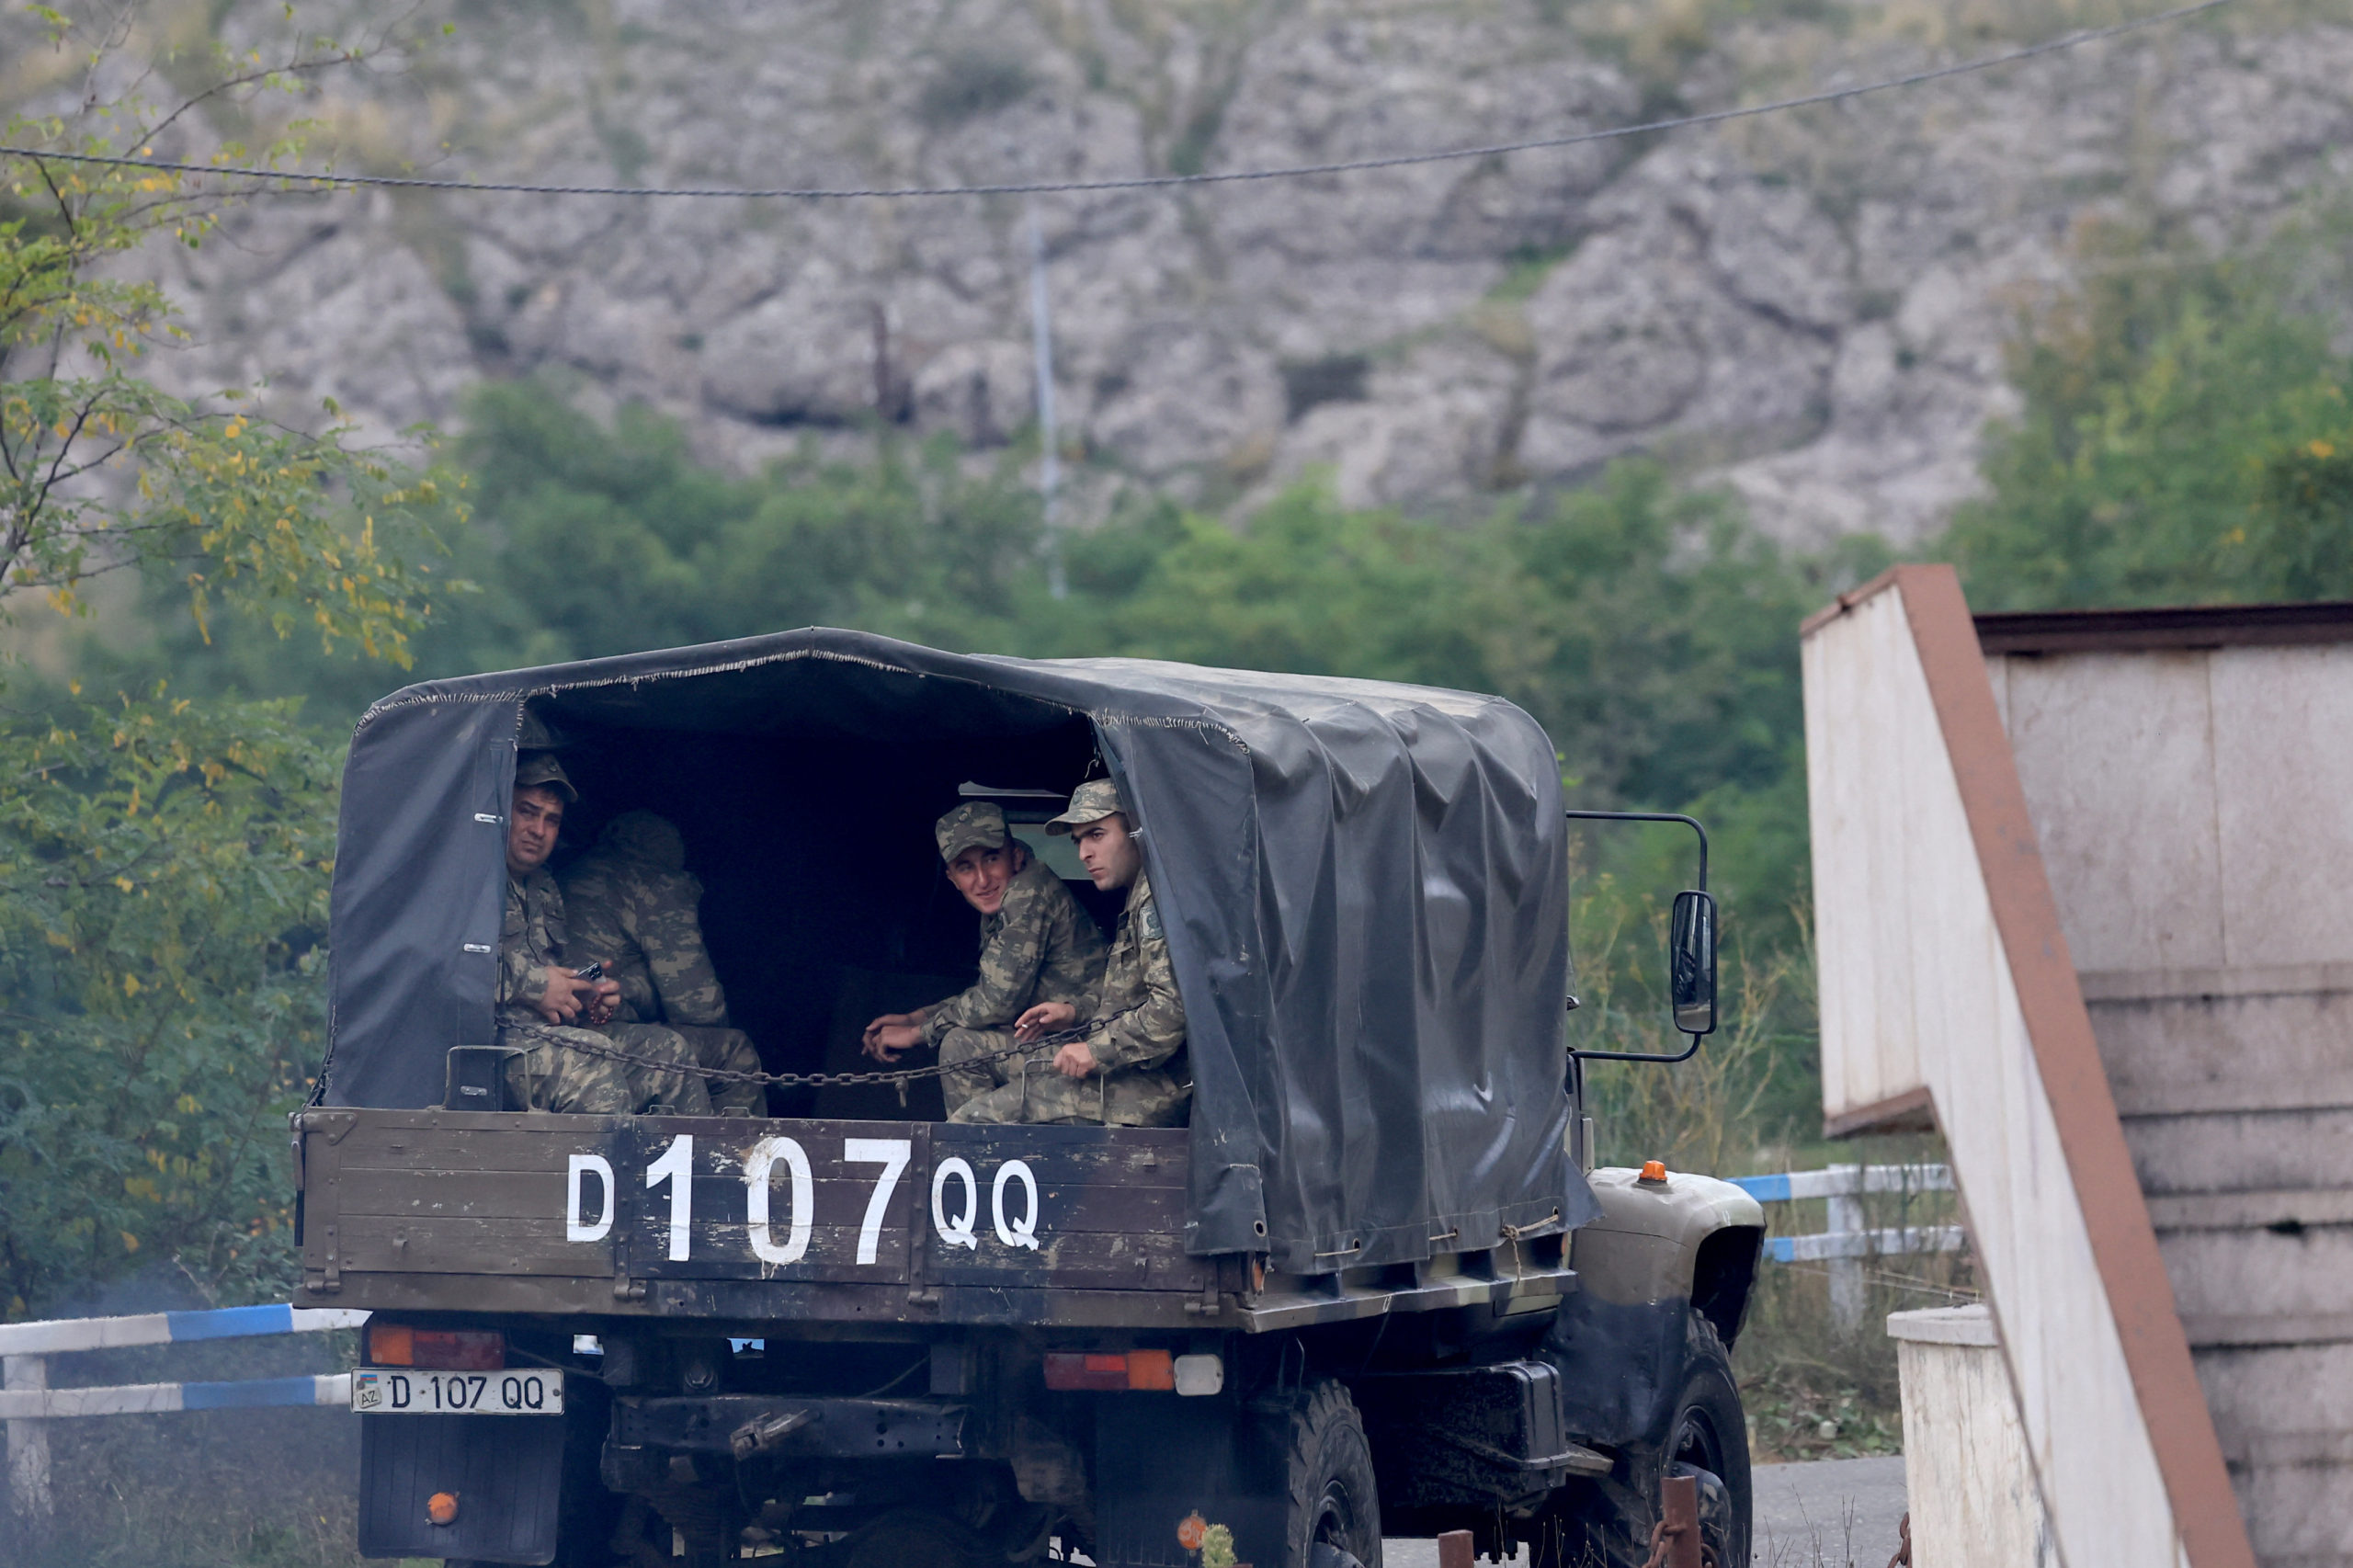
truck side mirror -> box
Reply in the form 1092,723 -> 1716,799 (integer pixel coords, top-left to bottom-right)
1668,890 -> 1718,1037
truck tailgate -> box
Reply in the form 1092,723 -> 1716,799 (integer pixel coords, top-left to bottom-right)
297,1109 -> 1211,1325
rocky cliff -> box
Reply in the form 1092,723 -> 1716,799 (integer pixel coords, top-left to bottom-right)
17,0 -> 2353,546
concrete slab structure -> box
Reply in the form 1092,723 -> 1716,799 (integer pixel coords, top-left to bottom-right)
1887,1306 -> 2055,1568
1801,567 -> 2280,1568
1975,603 -> 2353,1566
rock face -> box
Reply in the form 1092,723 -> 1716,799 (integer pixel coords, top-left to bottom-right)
27,0 -> 2353,546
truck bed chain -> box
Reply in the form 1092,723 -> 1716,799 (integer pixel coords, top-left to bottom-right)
504,1005 -> 1142,1090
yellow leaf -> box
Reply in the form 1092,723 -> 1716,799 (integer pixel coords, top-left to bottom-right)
115,877 -> 136,894
120,1232 -> 140,1254
176,1093 -> 201,1114
2313,439 -> 2337,460
123,972 -> 142,995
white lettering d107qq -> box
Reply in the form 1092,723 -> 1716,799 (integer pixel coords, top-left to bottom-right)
560,1136 -> 1050,1266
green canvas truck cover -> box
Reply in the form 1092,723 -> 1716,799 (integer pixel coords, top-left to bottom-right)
322,629 -> 1596,1270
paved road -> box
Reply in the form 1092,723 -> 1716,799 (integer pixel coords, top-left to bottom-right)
1379,1454 -> 1907,1568
1752,1456 -> 1906,1567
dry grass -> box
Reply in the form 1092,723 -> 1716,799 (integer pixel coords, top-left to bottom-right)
2,1328 -> 378,1568
1735,1145 -> 1976,1463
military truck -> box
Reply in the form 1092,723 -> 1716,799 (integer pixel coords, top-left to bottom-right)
297,630 -> 1765,1568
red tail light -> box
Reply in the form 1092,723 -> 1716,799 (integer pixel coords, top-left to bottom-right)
367,1323 -> 505,1369
1044,1349 -> 1174,1392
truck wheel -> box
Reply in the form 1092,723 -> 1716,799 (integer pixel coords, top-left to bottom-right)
1658,1312 -> 1750,1568
1279,1381 -> 1382,1568
1530,1312 -> 1750,1568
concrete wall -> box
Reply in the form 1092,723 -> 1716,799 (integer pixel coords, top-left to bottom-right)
1802,567 -> 2254,1568
1888,1306 -> 2056,1568
1989,642 -> 2353,1566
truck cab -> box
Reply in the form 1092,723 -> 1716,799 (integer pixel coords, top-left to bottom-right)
301,629 -> 1763,1568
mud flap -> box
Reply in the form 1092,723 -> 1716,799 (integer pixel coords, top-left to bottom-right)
358,1412 -> 567,1563
1094,1395 -> 1289,1568
1541,1294 -> 1688,1447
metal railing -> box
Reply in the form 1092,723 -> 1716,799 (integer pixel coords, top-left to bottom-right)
1729,1164 -> 1964,1326
1,1301 -> 367,1527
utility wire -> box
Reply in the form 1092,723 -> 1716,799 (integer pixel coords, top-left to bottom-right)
0,0 -> 2230,202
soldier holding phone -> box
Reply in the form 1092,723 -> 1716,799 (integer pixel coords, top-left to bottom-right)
496,753 -> 712,1116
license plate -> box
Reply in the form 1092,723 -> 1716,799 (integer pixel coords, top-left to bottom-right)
351,1369 -> 563,1415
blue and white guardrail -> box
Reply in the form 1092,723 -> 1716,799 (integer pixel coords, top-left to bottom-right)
3,1301 -> 369,1521
0,1370 -> 353,1418
1726,1162 -> 1961,1263
0,1302 -> 364,1361
0,1303 -> 366,1422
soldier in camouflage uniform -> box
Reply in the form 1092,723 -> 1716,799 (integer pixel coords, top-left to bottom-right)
560,811 -> 765,1116
961,779 -> 1190,1127
862,802 -> 1107,1118
496,755 -> 712,1117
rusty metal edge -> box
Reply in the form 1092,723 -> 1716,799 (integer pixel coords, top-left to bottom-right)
1974,597 -> 2353,654
1797,565 -> 1908,639
1820,1085 -> 1937,1141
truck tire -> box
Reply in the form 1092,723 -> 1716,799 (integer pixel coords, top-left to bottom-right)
1279,1381 -> 1382,1568
1530,1312 -> 1750,1568
1662,1312 -> 1749,1568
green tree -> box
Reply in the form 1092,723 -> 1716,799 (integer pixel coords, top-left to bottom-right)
0,16 -> 454,1316
433,380 -> 1049,671
1944,222 -> 2353,608
1051,483 -> 1491,690
0,696 -> 342,1312
1060,459 -> 1854,935
2248,431 -> 2353,599
174,376 -> 1836,909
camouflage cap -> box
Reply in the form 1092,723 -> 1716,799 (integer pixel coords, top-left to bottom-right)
600,809 -> 685,871
936,801 -> 1009,862
514,751 -> 578,803
516,708 -> 569,751
1044,778 -> 1126,835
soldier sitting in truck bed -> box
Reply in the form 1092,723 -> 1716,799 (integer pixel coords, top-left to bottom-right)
498,754 -> 713,1116
560,810 -> 766,1116
859,801 -> 1106,1119
957,778 -> 1189,1128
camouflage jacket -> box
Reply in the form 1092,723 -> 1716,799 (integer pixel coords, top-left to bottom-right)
1083,872 -> 1187,1074
927,857 -> 1107,1040
496,869 -> 570,1028
560,846 -> 729,1028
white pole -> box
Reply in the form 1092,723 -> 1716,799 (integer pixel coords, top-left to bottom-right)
5,1352 -> 52,1529
1824,1165 -> 1867,1331
1026,199 -> 1065,599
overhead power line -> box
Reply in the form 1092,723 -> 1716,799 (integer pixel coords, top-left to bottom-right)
0,0 -> 2231,201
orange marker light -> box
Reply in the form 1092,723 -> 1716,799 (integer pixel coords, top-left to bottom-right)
368,1323 -> 414,1366
1042,1349 -> 1181,1392
1638,1160 -> 1669,1184
426,1492 -> 460,1527
1177,1514 -> 1209,1551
